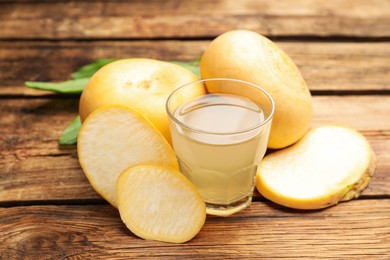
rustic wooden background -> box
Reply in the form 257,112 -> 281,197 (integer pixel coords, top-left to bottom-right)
1,0 -> 389,259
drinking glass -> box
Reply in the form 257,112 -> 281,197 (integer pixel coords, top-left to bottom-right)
166,78 -> 275,216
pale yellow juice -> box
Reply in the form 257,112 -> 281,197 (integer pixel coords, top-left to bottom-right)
170,93 -> 269,208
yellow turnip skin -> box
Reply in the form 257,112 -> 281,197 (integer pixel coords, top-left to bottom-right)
79,58 -> 204,144
200,30 -> 313,149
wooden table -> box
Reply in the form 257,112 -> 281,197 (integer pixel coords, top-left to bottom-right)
1,1 -> 389,258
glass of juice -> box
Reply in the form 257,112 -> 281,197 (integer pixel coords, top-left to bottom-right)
166,78 -> 275,216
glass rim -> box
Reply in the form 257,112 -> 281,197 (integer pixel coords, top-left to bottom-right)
166,78 -> 275,135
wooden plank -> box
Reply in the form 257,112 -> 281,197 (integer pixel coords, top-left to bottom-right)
0,98 -> 98,202
0,200 -> 389,258
0,40 -> 206,94
1,96 -> 389,203
0,0 -> 389,39
312,96 -> 390,131
0,40 -> 389,94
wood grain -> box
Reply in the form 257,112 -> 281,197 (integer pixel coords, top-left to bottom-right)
0,98 -> 97,202
1,200 -> 389,259
1,0 -> 389,39
0,40 -> 389,94
1,96 -> 389,203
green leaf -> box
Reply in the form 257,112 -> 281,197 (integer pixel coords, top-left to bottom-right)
59,116 -> 81,145
25,78 -> 89,94
169,60 -> 201,78
194,56 -> 201,63
71,58 -> 119,79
